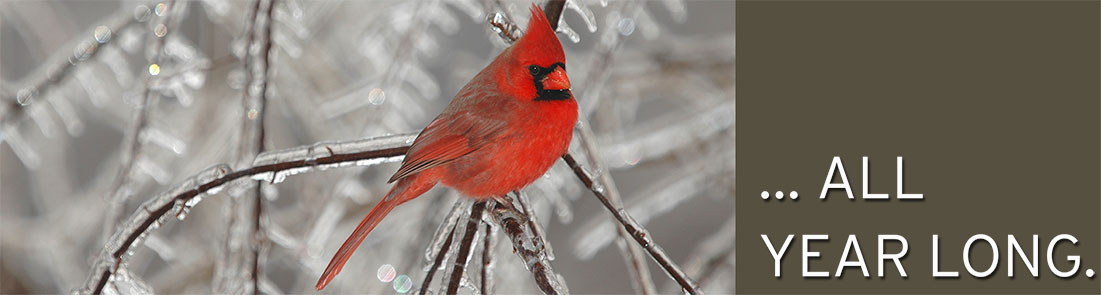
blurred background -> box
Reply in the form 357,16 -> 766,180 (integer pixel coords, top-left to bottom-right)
0,0 -> 733,294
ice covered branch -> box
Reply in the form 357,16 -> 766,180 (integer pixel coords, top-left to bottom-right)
562,153 -> 702,295
101,0 -> 178,243
78,133 -> 414,294
445,201 -> 487,294
487,193 -> 568,295
1,4 -> 141,124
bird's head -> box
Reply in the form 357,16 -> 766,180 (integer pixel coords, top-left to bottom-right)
498,4 -> 571,102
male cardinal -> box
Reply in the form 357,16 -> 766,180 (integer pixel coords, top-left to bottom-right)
315,4 -> 577,290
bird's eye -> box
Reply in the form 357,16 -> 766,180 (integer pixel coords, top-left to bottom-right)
528,65 -> 541,76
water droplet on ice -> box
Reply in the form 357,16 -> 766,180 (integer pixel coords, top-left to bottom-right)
74,40 -> 97,61
94,26 -> 112,43
392,274 -> 412,293
617,18 -> 636,36
377,264 -> 397,282
16,88 -> 35,105
368,88 -> 386,105
155,2 -> 168,16
154,24 -> 167,37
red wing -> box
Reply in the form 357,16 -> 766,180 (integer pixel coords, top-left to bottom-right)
388,111 -> 507,183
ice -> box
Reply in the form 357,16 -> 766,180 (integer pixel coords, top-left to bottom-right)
136,158 -> 171,184
2,127 -> 43,169
306,199 -> 345,257
558,21 -> 581,43
424,199 -> 468,270
27,100 -> 59,138
46,94 -> 85,136
100,267 -> 153,295
565,0 -> 598,33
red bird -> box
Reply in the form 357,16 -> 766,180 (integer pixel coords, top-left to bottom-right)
316,5 -> 577,291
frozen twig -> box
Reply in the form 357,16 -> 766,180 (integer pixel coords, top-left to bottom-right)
1,5 -> 140,124
542,0 -> 567,29
446,201 -> 487,294
487,194 -> 568,295
561,153 -> 702,295
479,220 -> 497,294
217,0 -> 269,291
101,0 -> 179,244
419,222 -> 456,295
79,133 -> 415,294
575,117 -> 658,294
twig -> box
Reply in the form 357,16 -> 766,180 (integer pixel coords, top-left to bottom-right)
487,194 -> 567,295
542,0 -> 567,29
562,153 -> 701,295
480,221 -> 496,295
216,0 -> 272,292
79,133 -> 415,295
1,5 -> 141,124
419,223 -> 457,295
101,0 -> 178,243
446,201 -> 487,294
249,0 -> 277,292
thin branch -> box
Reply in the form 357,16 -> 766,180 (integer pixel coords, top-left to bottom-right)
419,223 -> 457,295
250,0 -> 277,292
480,221 -> 496,295
1,5 -> 141,124
446,201 -> 487,294
101,0 -> 178,243
79,133 -> 415,295
562,153 -> 702,295
542,0 -> 567,29
487,194 -> 567,295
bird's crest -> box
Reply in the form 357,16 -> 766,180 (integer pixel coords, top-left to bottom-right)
512,4 -> 565,66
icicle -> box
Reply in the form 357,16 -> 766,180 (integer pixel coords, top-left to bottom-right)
26,100 -> 59,138
101,267 -> 153,295
140,128 -> 187,154
556,22 -> 581,43
2,127 -> 42,169
46,93 -> 85,136
136,158 -> 172,185
143,234 -> 177,262
306,199 -> 345,258
565,0 -> 598,33
259,276 -> 284,295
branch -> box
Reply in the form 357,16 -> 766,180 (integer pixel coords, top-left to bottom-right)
78,133 -> 415,295
445,201 -> 487,294
562,153 -> 701,295
487,193 -> 568,295
101,0 -> 178,243
418,221 -> 456,295
1,3 -> 141,125
543,0 -> 567,30
480,220 -> 497,294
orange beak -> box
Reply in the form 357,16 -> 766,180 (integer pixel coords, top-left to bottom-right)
542,67 -> 570,91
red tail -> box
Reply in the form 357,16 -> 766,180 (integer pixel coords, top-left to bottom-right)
315,174 -> 437,291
